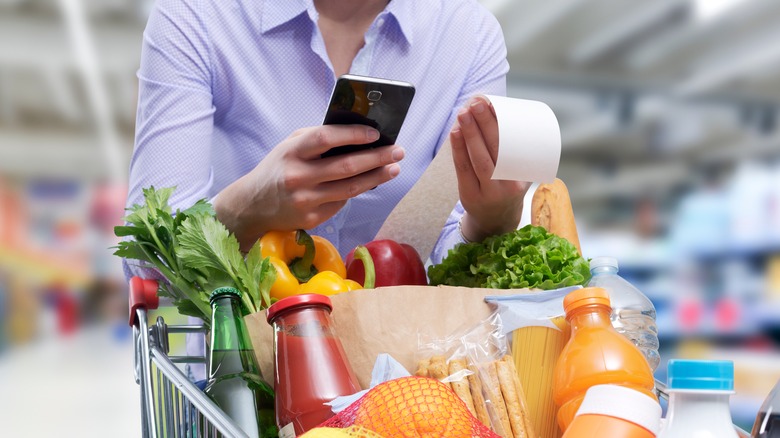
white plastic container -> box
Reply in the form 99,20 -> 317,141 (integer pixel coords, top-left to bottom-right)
658,359 -> 738,438
588,256 -> 660,370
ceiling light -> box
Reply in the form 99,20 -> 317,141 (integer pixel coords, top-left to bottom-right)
694,0 -> 746,21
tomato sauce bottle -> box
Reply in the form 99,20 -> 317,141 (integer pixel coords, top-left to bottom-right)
267,294 -> 361,437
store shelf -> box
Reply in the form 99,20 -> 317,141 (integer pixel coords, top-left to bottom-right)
0,244 -> 92,288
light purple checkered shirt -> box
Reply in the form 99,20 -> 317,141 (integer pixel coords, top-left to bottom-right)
127,0 -> 508,266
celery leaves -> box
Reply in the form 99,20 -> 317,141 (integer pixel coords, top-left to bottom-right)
114,186 -> 275,323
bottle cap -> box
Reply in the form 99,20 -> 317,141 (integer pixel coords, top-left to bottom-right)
590,256 -> 619,270
575,384 -> 662,434
267,293 -> 333,324
667,359 -> 734,391
563,287 -> 611,315
209,286 -> 241,303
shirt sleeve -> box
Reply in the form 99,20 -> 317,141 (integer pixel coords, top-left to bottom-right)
128,0 -> 216,212
124,0 -> 216,281
429,6 -> 509,265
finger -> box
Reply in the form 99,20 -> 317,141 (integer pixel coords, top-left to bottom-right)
295,125 -> 380,159
450,124 -> 481,199
309,145 -> 404,183
468,96 -> 500,164
457,106 -> 496,185
316,163 -> 402,202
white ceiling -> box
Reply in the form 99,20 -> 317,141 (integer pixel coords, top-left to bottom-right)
0,0 -> 778,224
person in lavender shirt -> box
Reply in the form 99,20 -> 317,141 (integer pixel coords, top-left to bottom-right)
126,0 -> 531,379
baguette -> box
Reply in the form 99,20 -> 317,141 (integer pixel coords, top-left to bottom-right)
448,359 -> 477,416
531,178 -> 581,255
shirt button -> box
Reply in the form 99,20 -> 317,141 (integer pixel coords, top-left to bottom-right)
377,18 -> 385,26
326,226 -> 335,234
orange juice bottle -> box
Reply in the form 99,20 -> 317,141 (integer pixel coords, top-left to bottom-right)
563,384 -> 662,438
552,287 -> 657,432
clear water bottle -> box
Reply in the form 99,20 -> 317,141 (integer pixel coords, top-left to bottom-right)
588,257 -> 660,370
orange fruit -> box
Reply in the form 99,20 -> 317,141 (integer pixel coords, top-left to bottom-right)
348,376 -> 494,438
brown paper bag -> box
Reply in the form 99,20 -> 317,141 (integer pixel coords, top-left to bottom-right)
246,285 -> 529,389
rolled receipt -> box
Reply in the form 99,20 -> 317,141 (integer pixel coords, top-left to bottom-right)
376,96 -> 561,259
487,95 -> 561,183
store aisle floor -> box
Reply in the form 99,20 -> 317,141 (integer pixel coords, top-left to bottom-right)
0,324 -> 140,437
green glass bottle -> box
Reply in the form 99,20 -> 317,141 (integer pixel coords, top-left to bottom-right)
205,287 -> 276,438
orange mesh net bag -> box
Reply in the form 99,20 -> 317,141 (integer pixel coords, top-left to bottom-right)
300,426 -> 386,437
319,376 -> 500,438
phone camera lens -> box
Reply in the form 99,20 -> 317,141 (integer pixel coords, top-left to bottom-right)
367,90 -> 382,101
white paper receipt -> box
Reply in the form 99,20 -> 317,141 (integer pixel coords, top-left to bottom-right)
486,95 -> 561,183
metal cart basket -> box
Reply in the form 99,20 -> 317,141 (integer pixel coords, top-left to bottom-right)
129,276 -> 250,438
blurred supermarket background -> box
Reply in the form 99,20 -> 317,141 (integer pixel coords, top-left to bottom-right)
1,0 -> 779,435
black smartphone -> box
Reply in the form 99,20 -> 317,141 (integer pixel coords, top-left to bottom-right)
321,74 -> 416,158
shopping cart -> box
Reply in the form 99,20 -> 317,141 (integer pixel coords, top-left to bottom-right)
129,276 -> 250,438
128,274 -> 753,438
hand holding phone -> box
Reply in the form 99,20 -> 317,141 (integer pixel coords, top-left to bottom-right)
321,74 -> 415,158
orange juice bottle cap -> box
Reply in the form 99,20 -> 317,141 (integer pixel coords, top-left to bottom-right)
563,287 -> 611,314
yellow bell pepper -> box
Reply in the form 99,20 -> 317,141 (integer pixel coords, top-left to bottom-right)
297,271 -> 361,296
260,230 -> 346,279
260,230 -> 374,300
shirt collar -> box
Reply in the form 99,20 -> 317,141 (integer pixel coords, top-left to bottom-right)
384,0 -> 414,46
259,0 -> 414,46
260,0 -> 309,34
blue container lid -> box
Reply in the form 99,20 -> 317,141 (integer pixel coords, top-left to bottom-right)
667,359 -> 734,391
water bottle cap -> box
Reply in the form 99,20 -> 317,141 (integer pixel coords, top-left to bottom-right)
667,359 -> 734,391
209,287 -> 242,303
590,256 -> 619,270
575,384 -> 662,434
266,293 -> 333,324
563,287 -> 611,314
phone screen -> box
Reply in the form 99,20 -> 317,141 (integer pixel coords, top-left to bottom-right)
321,75 -> 415,158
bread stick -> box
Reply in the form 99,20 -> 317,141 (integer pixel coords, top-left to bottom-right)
448,359 -> 477,416
468,364 -> 493,430
531,178 -> 581,255
415,358 -> 431,378
497,357 -> 536,438
484,362 -> 513,437
429,356 -> 451,390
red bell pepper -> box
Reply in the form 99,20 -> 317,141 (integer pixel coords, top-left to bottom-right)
346,239 -> 428,287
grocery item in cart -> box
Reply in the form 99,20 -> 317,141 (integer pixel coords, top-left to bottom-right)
321,376 -> 500,437
588,256 -> 660,370
562,384 -> 661,438
268,294 -> 361,437
260,229 -> 369,299
345,239 -> 427,287
531,178 -> 582,255
658,359 -> 738,438
552,287 -> 657,432
205,287 -> 276,438
752,378 -> 780,437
